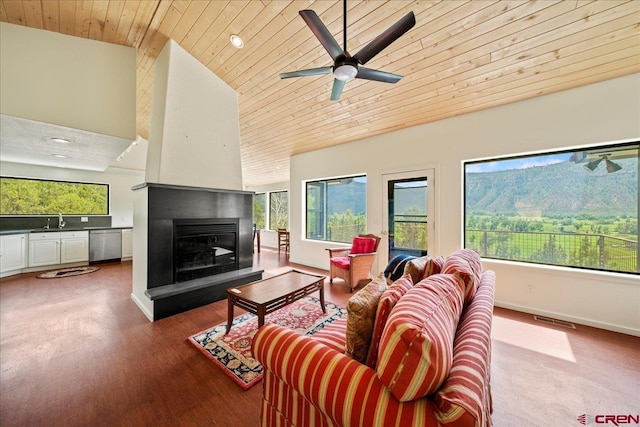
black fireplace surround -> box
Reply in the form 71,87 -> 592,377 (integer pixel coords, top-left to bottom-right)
136,183 -> 263,320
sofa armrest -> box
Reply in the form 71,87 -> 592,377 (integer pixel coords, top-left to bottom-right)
252,323 -> 438,427
434,270 -> 496,427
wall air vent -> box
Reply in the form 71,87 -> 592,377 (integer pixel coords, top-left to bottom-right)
533,315 -> 576,329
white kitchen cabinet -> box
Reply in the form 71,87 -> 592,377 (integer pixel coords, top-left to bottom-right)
29,231 -> 89,267
121,229 -> 133,258
60,231 -> 89,263
28,232 -> 61,267
1,234 -> 28,273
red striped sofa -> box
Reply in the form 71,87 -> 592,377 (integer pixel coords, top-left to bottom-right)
253,250 -> 495,427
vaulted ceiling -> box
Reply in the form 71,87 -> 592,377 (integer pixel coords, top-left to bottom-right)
1,0 -> 638,186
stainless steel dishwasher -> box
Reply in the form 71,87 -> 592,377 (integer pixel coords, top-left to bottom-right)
89,229 -> 122,262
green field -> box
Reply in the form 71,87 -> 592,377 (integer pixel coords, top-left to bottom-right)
465,214 -> 638,273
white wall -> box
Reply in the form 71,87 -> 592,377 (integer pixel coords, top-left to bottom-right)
289,73 -> 640,336
0,22 -> 136,140
146,40 -> 243,190
0,161 -> 144,227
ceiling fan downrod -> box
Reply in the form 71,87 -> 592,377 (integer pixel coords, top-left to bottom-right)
343,0 -> 348,53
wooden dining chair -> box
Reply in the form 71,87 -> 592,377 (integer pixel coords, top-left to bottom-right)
277,228 -> 290,256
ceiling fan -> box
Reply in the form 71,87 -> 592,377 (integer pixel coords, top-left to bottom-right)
279,1 -> 416,101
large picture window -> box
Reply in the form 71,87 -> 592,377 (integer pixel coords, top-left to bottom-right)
306,175 -> 366,243
269,191 -> 288,230
0,176 -> 109,215
464,142 -> 639,274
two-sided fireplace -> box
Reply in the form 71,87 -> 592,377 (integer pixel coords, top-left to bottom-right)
133,183 -> 263,321
173,219 -> 238,282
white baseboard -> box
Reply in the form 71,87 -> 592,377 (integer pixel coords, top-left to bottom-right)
494,301 -> 640,337
130,293 -> 154,322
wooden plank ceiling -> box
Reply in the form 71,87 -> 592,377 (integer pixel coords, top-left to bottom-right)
1,0 -> 638,186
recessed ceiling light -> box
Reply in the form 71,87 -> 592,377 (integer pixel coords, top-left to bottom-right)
230,34 -> 244,49
52,154 -> 67,158
50,137 -> 71,144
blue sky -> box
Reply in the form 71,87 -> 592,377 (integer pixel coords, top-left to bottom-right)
466,153 -> 571,173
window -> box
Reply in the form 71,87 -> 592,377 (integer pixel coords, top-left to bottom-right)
306,175 -> 366,243
269,191 -> 288,230
253,193 -> 265,229
464,142 -> 638,274
0,176 -> 109,215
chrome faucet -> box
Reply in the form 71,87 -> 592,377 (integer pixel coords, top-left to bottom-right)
58,213 -> 66,229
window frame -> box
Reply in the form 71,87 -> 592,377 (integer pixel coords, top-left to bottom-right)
305,174 -> 367,243
0,175 -> 110,216
463,141 -> 639,275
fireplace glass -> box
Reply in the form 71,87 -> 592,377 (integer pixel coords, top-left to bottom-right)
174,219 -> 239,282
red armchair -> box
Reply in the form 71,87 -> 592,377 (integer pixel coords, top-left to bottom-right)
327,234 -> 381,292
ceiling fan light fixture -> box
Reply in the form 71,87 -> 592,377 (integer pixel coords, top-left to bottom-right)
333,64 -> 357,81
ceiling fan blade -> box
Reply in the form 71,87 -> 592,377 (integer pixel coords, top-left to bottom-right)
280,67 -> 333,79
356,67 -> 403,83
353,11 -> 416,65
330,79 -> 346,101
299,10 -> 344,61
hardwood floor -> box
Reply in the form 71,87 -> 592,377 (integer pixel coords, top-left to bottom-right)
0,249 -> 349,427
1,248 -> 638,426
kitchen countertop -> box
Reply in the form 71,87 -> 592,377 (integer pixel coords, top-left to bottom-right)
0,226 -> 132,236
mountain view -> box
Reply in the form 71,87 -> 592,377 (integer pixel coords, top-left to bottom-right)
327,180 -> 367,215
465,158 -> 638,217
393,186 -> 427,214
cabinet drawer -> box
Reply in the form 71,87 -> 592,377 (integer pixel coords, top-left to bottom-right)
60,231 -> 89,239
29,232 -> 61,241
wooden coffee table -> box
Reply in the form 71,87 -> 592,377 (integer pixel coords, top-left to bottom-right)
225,269 -> 326,334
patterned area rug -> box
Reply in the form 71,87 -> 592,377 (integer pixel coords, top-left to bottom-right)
36,266 -> 99,279
188,296 -> 346,390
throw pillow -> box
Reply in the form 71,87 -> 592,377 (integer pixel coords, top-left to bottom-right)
376,273 -> 464,402
351,236 -> 377,254
403,255 -> 431,283
420,255 -> 445,281
441,249 -> 483,306
345,274 -> 387,363
383,255 -> 416,284
365,274 -> 413,368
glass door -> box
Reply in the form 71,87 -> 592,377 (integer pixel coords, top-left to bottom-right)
380,169 -> 436,272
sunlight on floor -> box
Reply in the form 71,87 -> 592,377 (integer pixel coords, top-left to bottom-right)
492,316 -> 576,362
